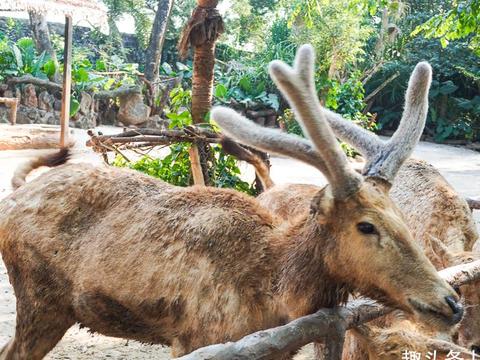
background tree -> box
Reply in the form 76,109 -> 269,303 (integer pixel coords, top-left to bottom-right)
413,0 -> 480,55
28,10 -> 60,82
144,0 -> 174,83
178,0 -> 224,184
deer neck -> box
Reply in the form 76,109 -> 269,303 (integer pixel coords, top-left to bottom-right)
273,214 -> 350,319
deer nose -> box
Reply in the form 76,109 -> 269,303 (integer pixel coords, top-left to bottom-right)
445,296 -> 464,324
471,345 -> 480,354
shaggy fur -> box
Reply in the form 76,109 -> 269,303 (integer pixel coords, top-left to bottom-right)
391,159 -> 478,253
258,166 -> 480,357
0,46 -> 461,360
349,321 -> 471,360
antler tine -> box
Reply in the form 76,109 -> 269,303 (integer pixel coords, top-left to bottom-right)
269,44 -> 362,198
211,107 -> 331,175
364,62 -> 432,180
323,108 -> 383,159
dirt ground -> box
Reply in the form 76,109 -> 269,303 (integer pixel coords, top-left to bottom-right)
1,126 -> 479,359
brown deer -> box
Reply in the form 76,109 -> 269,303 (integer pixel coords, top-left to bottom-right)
0,45 -> 462,360
341,235 -> 480,360
249,62 -> 480,353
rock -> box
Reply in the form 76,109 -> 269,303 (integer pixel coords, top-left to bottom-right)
117,93 -> 150,126
38,91 -> 55,112
140,115 -> 170,129
3,90 -> 13,98
79,92 -> 93,115
22,84 -> 38,108
53,99 -> 62,111
71,113 -> 96,129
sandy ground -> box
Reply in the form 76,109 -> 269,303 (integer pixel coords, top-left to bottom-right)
1,126 -> 480,359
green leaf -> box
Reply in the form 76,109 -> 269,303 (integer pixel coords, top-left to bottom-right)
214,83 -> 228,99
43,59 -> 56,78
239,76 -> 252,93
161,62 -> 173,75
74,67 -> 89,83
439,81 -> 458,95
11,44 -> 22,69
70,98 -> 80,117
95,59 -> 106,71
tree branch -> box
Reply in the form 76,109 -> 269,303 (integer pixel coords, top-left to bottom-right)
93,85 -> 142,100
364,71 -> 400,103
176,260 -> 480,360
7,75 -> 63,91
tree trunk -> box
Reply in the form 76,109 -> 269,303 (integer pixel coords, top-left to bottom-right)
144,0 -> 174,83
178,0 -> 224,185
191,40 -> 216,123
28,10 -> 61,83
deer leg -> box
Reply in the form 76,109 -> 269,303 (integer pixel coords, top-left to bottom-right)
0,304 -> 73,360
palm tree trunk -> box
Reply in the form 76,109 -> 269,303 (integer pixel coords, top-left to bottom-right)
28,10 -> 61,83
178,0 -> 224,185
191,40 -> 216,123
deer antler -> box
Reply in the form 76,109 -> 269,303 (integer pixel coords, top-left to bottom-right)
213,45 -> 362,199
325,62 -> 432,181
268,45 -> 362,198
211,107 -> 330,176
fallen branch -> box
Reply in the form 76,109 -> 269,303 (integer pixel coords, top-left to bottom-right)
86,128 -> 221,151
93,85 -> 142,100
176,260 -> 480,360
364,71 -> 400,103
7,75 -> 62,91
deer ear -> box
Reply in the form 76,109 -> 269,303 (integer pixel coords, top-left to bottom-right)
310,186 -> 334,222
425,235 -> 454,267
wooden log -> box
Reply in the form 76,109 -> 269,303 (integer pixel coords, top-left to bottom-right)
0,124 -> 74,150
93,85 -> 142,100
176,260 -> 480,360
7,75 -> 63,92
60,15 -> 73,148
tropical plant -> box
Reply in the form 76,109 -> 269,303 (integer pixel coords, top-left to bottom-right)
0,36 -> 52,80
412,0 -> 480,55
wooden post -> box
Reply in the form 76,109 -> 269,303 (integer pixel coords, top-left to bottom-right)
59,15 -> 72,147
189,143 -> 205,185
0,98 -> 19,125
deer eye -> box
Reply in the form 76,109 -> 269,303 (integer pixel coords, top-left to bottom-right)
357,222 -> 376,235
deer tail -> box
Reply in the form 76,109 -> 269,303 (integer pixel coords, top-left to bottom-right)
12,148 -> 71,190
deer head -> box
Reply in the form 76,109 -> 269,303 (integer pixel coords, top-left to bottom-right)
426,235 -> 480,351
212,45 -> 463,330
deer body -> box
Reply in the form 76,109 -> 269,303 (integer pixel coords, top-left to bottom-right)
0,163 -> 288,357
0,46 -> 463,359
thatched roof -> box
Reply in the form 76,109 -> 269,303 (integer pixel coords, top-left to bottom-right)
0,0 -> 108,28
